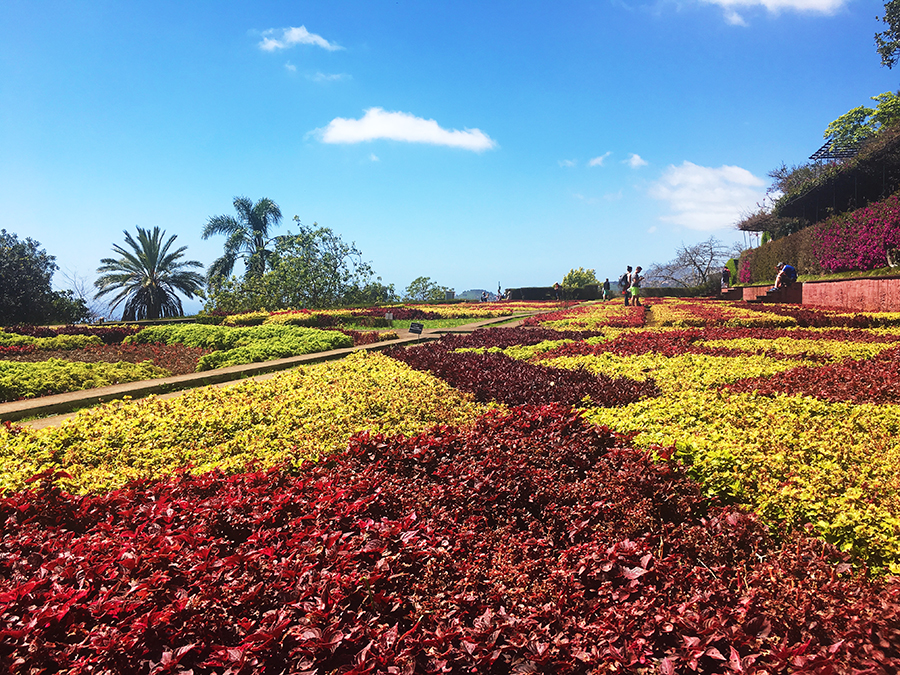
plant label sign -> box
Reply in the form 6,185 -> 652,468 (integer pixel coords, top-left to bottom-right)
409,322 -> 424,335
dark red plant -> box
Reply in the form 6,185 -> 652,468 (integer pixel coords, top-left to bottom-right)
723,344 -> 900,404
386,340 -> 660,407
1,405 -> 897,673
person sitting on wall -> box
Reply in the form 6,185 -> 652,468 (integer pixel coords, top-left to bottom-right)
773,262 -> 798,290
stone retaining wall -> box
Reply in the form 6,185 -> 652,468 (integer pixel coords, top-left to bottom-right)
735,276 -> 900,311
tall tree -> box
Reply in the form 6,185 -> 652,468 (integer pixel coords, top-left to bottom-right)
94,226 -> 204,321
644,237 -> 740,292
0,230 -> 90,325
403,276 -> 453,302
561,267 -> 599,287
822,91 -> 900,149
876,1 -> 900,68
204,220 -> 380,312
202,196 -> 283,282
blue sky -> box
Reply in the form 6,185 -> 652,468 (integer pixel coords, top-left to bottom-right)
2,0 -> 898,315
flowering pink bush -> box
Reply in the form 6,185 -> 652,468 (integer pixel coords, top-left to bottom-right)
738,249 -> 754,283
813,193 -> 900,272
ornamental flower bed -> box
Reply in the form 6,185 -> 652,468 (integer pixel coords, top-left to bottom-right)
0,351 -> 491,494
1,406 -> 898,673
3,297 -> 900,672
522,302 -> 647,329
386,340 -> 660,408
0,359 -> 171,403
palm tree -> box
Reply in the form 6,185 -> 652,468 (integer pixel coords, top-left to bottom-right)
202,196 -> 283,282
94,226 -> 205,321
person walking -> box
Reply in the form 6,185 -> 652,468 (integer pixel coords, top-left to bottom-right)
721,265 -> 731,289
602,278 -> 610,301
619,266 -> 632,306
630,266 -> 643,306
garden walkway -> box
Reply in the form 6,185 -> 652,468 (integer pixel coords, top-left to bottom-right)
2,315 -> 529,430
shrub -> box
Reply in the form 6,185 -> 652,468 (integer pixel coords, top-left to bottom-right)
0,359 -> 170,402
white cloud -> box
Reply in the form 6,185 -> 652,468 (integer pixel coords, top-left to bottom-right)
625,153 -> 648,168
648,161 -> 766,231
589,152 -> 612,167
284,62 -> 297,73
559,159 -> 577,168
316,108 -> 498,152
259,26 -> 343,52
369,153 -> 380,162
700,0 -> 848,25
309,72 -> 348,82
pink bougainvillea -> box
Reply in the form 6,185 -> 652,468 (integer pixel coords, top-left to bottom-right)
813,193 -> 900,272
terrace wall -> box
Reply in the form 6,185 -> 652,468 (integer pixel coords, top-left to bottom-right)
736,277 -> 900,311
802,276 -> 900,312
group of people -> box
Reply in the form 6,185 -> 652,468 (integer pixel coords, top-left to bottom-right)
618,266 -> 643,306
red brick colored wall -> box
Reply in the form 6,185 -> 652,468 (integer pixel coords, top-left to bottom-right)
802,277 -> 900,312
741,286 -> 771,302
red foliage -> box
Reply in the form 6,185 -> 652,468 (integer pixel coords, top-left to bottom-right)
0,345 -> 35,356
436,326 -> 605,349
1,343 -> 209,376
2,324 -> 139,344
540,326 -> 900,363
735,304 -> 893,329
723,345 -> 900,404
1,406 -> 897,673
386,340 -> 660,407
522,305 -> 647,328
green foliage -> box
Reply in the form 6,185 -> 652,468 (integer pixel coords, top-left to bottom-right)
126,322 -> 353,370
0,359 -> 170,402
94,226 -> 204,321
0,230 -> 91,325
202,196 -> 283,283
196,331 -> 352,370
403,276 -> 453,302
204,221 -> 378,312
876,0 -> 900,68
561,267 -> 599,287
823,92 -> 900,149
342,277 -> 399,305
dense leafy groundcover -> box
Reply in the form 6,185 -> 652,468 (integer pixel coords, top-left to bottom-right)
1,405 -> 898,674
0,351 -> 490,495
386,338 -> 659,408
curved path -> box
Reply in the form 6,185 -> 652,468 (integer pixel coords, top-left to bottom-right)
2,315 -> 529,430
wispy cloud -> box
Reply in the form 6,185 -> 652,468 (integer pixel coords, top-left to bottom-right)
284,62 -> 297,73
648,161 -> 766,231
259,26 -> 343,52
309,72 -> 348,82
315,108 -> 498,152
625,153 -> 648,168
559,159 -> 577,168
589,152 -> 612,167
700,0 -> 848,26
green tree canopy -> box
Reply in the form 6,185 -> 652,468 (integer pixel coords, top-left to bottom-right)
202,196 -> 283,283
823,91 -> 900,149
94,226 -> 205,321
0,230 -> 91,325
561,267 -> 599,287
877,0 -> 900,68
403,276 -> 453,302
205,220 -> 379,312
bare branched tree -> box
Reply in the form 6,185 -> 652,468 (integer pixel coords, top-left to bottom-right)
644,237 -> 743,291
